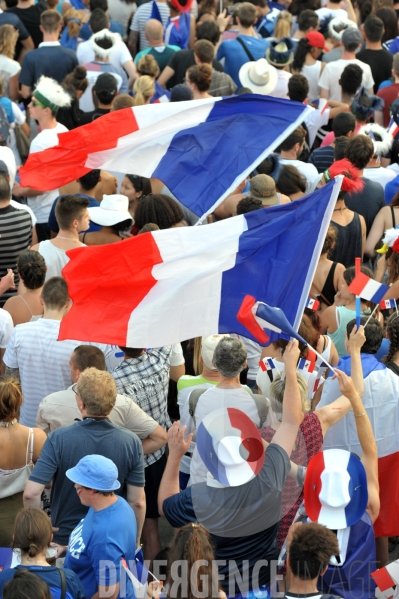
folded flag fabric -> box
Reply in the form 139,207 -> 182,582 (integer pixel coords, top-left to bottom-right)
380,298 -> 397,310
297,357 -> 316,373
372,560 -> 399,599
348,272 -> 389,303
259,357 -> 278,371
250,301 -> 308,345
58,178 -> 341,347
313,367 -> 328,394
306,298 -> 320,310
19,95 -> 311,218
122,546 -> 149,599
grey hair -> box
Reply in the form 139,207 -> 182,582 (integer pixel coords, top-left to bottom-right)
270,371 -> 310,413
212,337 -> 247,378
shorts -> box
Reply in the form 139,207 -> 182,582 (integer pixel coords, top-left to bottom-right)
144,452 -> 167,519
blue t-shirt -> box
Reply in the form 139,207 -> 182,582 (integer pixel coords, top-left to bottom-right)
216,35 -> 269,87
64,497 -> 136,599
385,173 -> 399,204
19,45 -> 78,87
0,97 -> 14,123
0,12 -> 29,40
0,565 -> 85,599
48,194 -> 101,233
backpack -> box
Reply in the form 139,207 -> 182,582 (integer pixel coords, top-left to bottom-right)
188,387 -> 270,428
0,104 -> 10,145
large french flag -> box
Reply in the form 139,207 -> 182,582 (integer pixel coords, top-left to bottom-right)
19,95 -> 311,218
58,178 -> 341,347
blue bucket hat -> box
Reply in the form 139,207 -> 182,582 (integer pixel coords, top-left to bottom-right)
66,455 -> 121,491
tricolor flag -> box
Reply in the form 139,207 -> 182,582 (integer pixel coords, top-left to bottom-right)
259,357 -> 277,372
348,272 -> 389,303
388,118 -> 399,138
380,298 -> 397,310
121,547 -> 149,599
306,298 -> 320,310
19,95 -> 311,218
58,179 -> 341,347
297,357 -> 316,373
372,560 -> 399,599
313,363 -> 328,394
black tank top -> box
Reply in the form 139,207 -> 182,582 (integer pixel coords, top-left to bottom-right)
319,262 -> 338,307
329,213 -> 362,268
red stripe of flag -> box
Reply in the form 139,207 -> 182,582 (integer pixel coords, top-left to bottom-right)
348,272 -> 371,296
371,567 -> 396,592
19,108 -> 139,190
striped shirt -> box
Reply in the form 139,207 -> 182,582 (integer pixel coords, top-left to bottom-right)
130,1 -> 170,51
3,319 -> 123,427
0,203 -> 32,307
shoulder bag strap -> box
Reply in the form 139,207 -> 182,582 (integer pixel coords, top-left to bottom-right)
58,567 -> 67,599
236,37 -> 256,62
188,388 -> 207,418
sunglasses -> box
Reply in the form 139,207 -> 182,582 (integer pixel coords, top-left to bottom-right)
31,99 -> 45,108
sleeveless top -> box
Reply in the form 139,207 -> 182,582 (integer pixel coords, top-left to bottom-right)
319,262 -> 338,307
328,306 -> 370,357
38,240 -> 70,280
0,428 -> 34,498
329,214 -> 362,269
321,512 -> 376,599
301,61 -> 322,103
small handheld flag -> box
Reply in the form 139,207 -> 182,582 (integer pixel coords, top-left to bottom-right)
297,357 -> 316,373
380,299 -> 397,310
259,357 -> 278,372
348,271 -> 389,303
306,298 -> 320,311
372,560 -> 399,599
388,118 -> 399,139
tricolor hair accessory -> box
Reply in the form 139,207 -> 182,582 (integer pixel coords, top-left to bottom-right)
328,16 -> 357,41
376,227 -> 399,254
91,29 -> 120,59
169,0 -> 193,11
358,124 -> 393,157
326,159 -> 364,193
196,407 -> 264,488
33,76 -> 71,112
351,87 -> 384,121
304,449 -> 368,530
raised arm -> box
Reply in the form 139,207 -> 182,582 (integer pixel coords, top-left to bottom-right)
365,207 -> 387,258
158,422 -> 192,517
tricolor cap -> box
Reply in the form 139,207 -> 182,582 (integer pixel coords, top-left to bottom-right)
201,334 -> 230,371
304,449 -> 368,530
33,76 -> 71,113
196,407 -> 264,487
376,227 -> 399,255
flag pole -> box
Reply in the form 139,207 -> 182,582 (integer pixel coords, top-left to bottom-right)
306,344 -> 335,373
355,257 -> 361,328
364,304 -> 379,328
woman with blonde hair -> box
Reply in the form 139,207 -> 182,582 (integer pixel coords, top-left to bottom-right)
0,379 -> 46,547
133,75 -> 156,106
60,8 -> 84,51
0,508 -> 85,598
0,24 -> 20,100
137,54 -> 171,103
273,11 -> 292,40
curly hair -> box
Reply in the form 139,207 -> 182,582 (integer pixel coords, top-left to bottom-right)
17,250 -> 46,290
134,194 -> 184,230
289,522 -> 339,580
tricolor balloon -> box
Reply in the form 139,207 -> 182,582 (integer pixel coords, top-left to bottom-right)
196,407 -> 265,487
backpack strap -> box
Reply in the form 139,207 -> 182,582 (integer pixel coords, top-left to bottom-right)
188,388 -> 207,418
236,37 -> 256,61
58,567 -> 67,599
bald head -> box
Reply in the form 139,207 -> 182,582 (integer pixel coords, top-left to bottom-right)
145,19 -> 164,43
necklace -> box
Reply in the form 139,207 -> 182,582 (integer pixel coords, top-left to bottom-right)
56,236 -> 80,242
0,419 -> 17,427
333,206 -> 347,213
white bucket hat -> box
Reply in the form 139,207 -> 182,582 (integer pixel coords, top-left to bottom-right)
239,58 -> 278,96
88,194 -> 133,227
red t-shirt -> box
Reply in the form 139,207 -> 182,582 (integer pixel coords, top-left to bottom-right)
377,83 -> 399,127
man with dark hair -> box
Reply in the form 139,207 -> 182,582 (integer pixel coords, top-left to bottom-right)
19,10 -> 78,97
7,0 -> 43,49
31,195 -> 89,279
246,0 -> 280,38
77,8 -> 136,85
334,135 -> 349,159
338,62 -> 363,104
4,276 -> 122,427
376,52 -> 399,127
12,76 -> 71,241
157,20 -> 224,90
357,14 -> 392,92
216,3 -> 269,87
309,112 -> 356,172
0,172 -> 32,307
79,0 -> 125,40
193,39 -> 236,96
279,126 -> 319,192
112,343 -> 185,561
319,27 -> 374,101
236,196 -> 263,214
293,9 -> 319,39
286,523 -> 341,598
345,134 -> 385,233
80,72 -> 118,123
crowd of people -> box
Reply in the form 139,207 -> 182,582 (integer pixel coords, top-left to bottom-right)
1,0 -> 399,596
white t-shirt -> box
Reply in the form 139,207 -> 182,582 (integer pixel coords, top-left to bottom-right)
186,386 -> 260,485
0,54 -> 20,98
315,7 -> 348,21
0,145 -> 16,189
0,308 -> 13,349
27,122 -> 68,223
279,158 -> 319,193
77,36 -> 132,71
364,166 -> 396,189
9,102 -> 26,166
304,105 -> 330,148
318,58 -> 374,101
269,69 -> 292,100
3,318 -> 123,427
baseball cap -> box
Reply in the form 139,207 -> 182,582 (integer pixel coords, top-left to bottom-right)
342,27 -> 362,48
196,407 -> 265,487
201,334 -> 230,370
66,455 -> 121,491
305,31 -> 329,51
250,174 -> 279,206
170,84 -> 193,102
93,73 -> 118,95
304,449 -> 368,530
